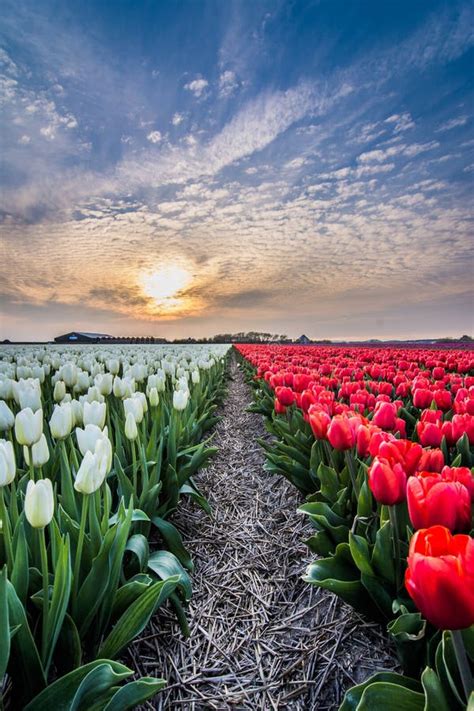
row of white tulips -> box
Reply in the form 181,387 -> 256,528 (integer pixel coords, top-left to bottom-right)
0,344 -> 230,709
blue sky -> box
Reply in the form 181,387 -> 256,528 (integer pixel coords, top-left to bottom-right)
0,0 -> 473,341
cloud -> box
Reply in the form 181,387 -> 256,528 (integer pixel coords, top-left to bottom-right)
146,130 -> 162,144
184,77 -> 208,97
219,70 -> 238,97
436,115 -> 469,132
384,112 -> 415,133
171,112 -> 184,126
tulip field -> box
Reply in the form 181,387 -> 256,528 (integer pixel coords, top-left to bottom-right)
236,343 -> 474,710
0,342 -> 473,709
0,344 -> 229,709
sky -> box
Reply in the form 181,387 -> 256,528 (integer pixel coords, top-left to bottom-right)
0,0 -> 473,342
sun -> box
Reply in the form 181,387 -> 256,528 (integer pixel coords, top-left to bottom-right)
140,264 -> 192,312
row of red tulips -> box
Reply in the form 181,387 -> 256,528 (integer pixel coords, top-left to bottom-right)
236,344 -> 473,710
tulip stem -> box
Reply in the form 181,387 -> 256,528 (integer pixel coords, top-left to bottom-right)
72,495 -> 89,609
451,630 -> 474,701
0,488 -> 14,572
28,446 -> 35,481
323,440 -> 336,470
345,450 -> 360,499
131,439 -> 138,499
388,505 -> 401,593
38,527 -> 49,665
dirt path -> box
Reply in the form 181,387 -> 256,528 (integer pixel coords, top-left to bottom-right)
130,355 -> 396,710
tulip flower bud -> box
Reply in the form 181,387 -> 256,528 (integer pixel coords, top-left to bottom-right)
53,380 -> 66,403
23,434 -> 50,468
49,402 -> 73,440
25,479 -> 54,528
148,387 -> 159,407
83,400 -> 107,429
0,440 -> 16,486
173,389 -> 189,411
0,401 -> 15,431
15,407 -> 43,446
125,412 -> 138,440
191,370 -> 200,385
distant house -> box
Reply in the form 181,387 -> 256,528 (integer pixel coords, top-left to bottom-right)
295,334 -> 312,344
54,331 -> 112,344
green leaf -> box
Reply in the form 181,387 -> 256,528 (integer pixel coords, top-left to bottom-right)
179,480 -> 211,514
349,533 -> 374,576
102,677 -> 166,710
98,576 -> 180,659
125,534 -> 149,573
421,667 -> 452,711
357,681 -> 425,710
6,580 -> 46,703
75,526 -> 114,639
0,567 -> 9,680
11,517 -> 29,605
44,535 -> 72,672
23,660 -> 132,711
339,672 -> 422,711
303,543 -> 371,614
54,613 -> 82,676
148,550 -> 192,600
152,516 -> 193,572
371,522 -> 396,585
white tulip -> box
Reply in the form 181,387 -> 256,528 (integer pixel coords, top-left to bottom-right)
173,389 -> 189,411
49,402 -> 73,440
53,380 -> 66,402
23,434 -> 50,468
74,448 -> 107,494
123,397 -> 143,423
0,440 -> 16,486
15,407 -> 43,446
0,401 -> 15,431
76,424 -> 107,456
192,370 -> 200,384
25,479 -> 54,528
83,401 -> 107,428
124,412 -> 138,440
149,387 -> 159,407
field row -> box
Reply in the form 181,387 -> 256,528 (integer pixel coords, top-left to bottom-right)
236,344 -> 474,710
0,344 -> 229,708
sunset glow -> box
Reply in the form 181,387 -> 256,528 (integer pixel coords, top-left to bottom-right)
140,265 -> 192,313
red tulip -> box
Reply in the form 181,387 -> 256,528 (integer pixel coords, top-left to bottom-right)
417,448 -> 444,473
327,415 -> 356,450
417,421 -> 443,448
274,398 -> 287,415
368,457 -> 407,505
308,406 -> 331,440
372,401 -> 398,430
441,466 -> 474,501
377,439 -> 423,476
405,526 -> 474,630
413,389 -> 434,409
407,471 -> 471,532
275,386 -> 295,407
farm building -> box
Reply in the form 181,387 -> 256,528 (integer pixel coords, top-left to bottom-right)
54,332 -> 167,344
54,331 -> 112,344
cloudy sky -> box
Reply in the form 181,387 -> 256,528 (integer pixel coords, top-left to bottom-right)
1,0 -> 473,341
